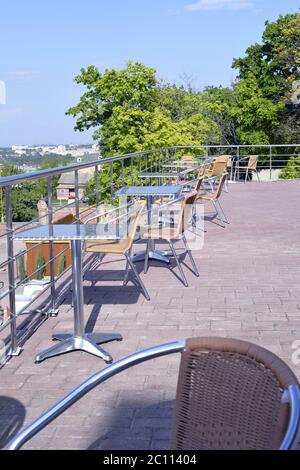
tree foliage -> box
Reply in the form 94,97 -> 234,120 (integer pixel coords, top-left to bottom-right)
0,160 -> 69,222
67,61 -> 221,156
232,13 -> 300,144
68,14 -> 300,155
279,155 -> 300,179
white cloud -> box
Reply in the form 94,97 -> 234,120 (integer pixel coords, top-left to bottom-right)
185,0 -> 254,11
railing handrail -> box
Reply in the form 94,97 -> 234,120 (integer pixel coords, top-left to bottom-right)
173,144 -> 300,149
0,148 -> 163,188
1,144 -> 299,188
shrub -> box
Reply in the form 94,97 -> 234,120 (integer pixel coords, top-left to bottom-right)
17,253 -> 27,282
35,253 -> 46,280
279,155 -> 300,179
57,252 -> 66,276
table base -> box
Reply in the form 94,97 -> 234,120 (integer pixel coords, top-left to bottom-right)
133,250 -> 170,264
35,332 -> 122,364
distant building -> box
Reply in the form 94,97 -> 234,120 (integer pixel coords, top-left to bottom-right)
56,169 -> 94,202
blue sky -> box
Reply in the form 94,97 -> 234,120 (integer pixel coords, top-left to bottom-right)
0,0 -> 299,146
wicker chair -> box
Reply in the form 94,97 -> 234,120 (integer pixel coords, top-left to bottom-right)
234,155 -> 260,182
142,191 -> 199,286
206,156 -> 229,178
82,202 -> 150,301
6,337 -> 300,450
181,155 -> 196,162
197,173 -> 229,228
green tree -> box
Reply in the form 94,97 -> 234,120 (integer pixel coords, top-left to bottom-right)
10,182 -> 45,222
232,13 -> 300,144
232,74 -> 284,145
66,61 -> 160,156
67,61 -> 222,156
0,165 -> 22,222
158,83 -> 203,122
233,13 -> 300,101
198,86 -> 239,144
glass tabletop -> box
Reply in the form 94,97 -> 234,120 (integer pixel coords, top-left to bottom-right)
13,223 -> 122,241
115,185 -> 182,197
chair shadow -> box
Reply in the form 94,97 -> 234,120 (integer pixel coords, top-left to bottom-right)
87,399 -> 175,450
204,211 -> 226,228
0,396 -> 26,449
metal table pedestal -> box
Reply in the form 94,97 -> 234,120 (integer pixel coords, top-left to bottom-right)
35,240 -> 121,364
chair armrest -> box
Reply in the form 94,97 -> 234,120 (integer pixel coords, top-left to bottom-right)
5,340 -> 185,450
82,201 -> 135,224
280,385 -> 300,450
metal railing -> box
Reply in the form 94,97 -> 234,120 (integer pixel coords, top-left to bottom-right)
0,144 -> 299,362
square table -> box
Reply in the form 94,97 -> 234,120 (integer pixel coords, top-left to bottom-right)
14,224 -> 123,364
115,185 -> 182,266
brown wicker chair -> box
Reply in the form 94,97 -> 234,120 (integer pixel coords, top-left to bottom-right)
206,155 -> 229,178
82,202 -> 150,301
141,191 -> 199,286
234,155 -> 260,182
197,173 -> 229,228
6,337 -> 300,450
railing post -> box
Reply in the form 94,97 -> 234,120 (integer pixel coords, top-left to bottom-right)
47,176 -> 58,317
5,186 -> 21,356
110,162 -> 113,198
95,164 -> 99,210
269,146 -> 272,181
121,159 -> 124,187
74,170 -> 80,224
130,157 -> 134,184
236,146 -> 240,181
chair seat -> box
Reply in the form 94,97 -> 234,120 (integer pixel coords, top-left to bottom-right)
197,192 -> 216,201
142,227 -> 176,241
85,238 -> 131,254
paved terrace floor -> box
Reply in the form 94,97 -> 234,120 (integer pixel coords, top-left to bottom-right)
1,180 -> 300,450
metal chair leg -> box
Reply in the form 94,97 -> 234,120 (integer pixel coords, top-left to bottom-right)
125,254 -> 150,301
212,200 -> 225,228
123,248 -> 132,286
144,240 -> 150,274
256,170 -> 260,182
216,199 -> 229,224
182,234 -> 199,277
224,175 -> 229,193
234,165 -> 237,181
168,241 -> 188,287
245,168 -> 249,183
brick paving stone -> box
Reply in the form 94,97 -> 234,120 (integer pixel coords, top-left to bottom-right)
1,181 -> 300,449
